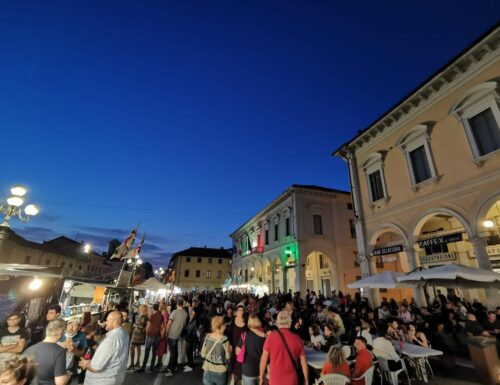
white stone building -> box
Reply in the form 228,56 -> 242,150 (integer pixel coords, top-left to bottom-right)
230,185 -> 360,296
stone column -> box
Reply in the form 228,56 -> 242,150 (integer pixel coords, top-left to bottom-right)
359,252 -> 380,307
405,247 -> 426,307
282,266 -> 287,293
469,237 -> 492,270
296,263 -> 306,297
469,237 -> 500,308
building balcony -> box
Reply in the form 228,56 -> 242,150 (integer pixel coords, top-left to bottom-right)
241,246 -> 264,257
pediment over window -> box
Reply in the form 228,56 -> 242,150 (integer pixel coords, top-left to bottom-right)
307,203 -> 326,213
361,152 -> 384,170
396,124 -> 430,150
450,81 -> 499,116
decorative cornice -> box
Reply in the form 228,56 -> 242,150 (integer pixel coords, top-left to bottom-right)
333,26 -> 500,157
229,185 -> 350,239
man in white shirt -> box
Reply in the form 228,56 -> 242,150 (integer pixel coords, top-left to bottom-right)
79,311 -> 129,385
164,299 -> 188,376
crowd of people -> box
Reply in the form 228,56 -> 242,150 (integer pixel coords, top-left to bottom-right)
1,287 -> 499,385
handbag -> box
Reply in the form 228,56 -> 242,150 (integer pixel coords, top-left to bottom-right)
236,332 -> 247,364
276,330 -> 304,385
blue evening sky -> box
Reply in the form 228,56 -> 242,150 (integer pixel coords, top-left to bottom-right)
1,1 -> 498,266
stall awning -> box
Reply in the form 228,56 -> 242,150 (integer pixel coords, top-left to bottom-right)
0,263 -> 62,278
133,277 -> 166,291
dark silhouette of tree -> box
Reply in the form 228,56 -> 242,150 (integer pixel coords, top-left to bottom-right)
141,262 -> 154,279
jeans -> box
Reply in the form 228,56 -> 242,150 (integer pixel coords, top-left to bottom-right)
242,375 -> 259,385
203,371 -> 227,385
167,338 -> 179,371
142,334 -> 160,369
186,341 -> 195,368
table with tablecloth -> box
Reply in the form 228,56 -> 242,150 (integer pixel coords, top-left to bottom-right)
393,341 -> 443,382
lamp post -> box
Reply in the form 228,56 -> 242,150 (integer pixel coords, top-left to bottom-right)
83,243 -> 91,253
154,267 -> 164,278
126,254 -> 143,286
0,185 -> 39,227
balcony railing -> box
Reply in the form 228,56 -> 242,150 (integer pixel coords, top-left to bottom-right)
241,246 -> 264,257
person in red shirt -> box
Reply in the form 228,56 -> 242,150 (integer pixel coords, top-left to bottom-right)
321,344 -> 350,378
259,311 -> 308,385
352,337 -> 372,385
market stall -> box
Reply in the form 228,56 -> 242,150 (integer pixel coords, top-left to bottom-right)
59,278 -> 119,320
131,277 -> 168,304
0,264 -> 63,343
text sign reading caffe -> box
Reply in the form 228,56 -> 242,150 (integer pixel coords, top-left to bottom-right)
372,244 -> 404,256
418,232 -> 463,248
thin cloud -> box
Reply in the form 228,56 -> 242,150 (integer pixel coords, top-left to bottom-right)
13,226 -> 58,242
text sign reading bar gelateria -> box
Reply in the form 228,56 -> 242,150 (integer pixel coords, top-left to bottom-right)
372,244 -> 404,256
418,232 -> 463,248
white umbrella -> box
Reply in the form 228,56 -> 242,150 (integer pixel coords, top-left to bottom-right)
397,263 -> 500,288
348,271 -> 412,289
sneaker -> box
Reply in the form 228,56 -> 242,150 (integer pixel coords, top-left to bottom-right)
164,372 -> 173,377
183,366 -> 193,372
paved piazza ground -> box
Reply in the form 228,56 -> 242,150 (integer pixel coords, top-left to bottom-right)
117,357 -> 485,385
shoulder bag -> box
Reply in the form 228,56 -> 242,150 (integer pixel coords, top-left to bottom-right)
236,331 -> 247,363
206,335 -> 223,361
276,330 -> 304,385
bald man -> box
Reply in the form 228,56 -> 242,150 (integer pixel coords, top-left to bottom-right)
79,311 -> 129,385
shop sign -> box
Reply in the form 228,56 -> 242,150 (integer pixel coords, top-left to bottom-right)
382,256 -> 398,262
486,245 -> 500,257
418,232 -> 463,248
490,258 -> 500,270
372,244 -> 404,256
420,252 -> 457,264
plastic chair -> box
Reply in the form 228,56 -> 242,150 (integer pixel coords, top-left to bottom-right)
352,366 -> 375,385
376,356 -> 411,385
341,345 -> 352,360
314,374 -> 351,385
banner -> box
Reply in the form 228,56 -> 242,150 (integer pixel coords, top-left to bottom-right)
418,232 -> 463,248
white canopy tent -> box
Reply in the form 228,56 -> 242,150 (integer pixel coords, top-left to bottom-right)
397,263 -> 500,289
133,277 -> 167,291
348,271 -> 413,289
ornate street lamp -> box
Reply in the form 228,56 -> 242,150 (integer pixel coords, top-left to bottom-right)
0,185 -> 39,227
